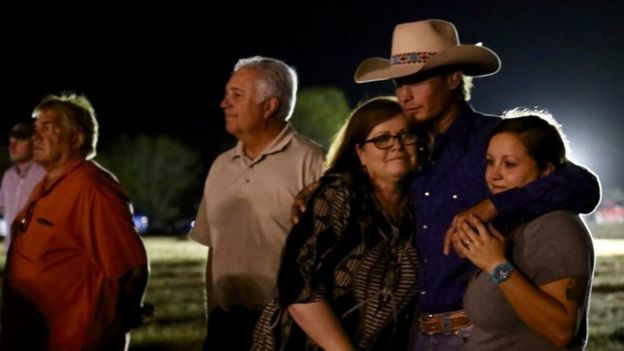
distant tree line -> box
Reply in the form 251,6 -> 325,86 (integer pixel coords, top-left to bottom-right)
94,87 -> 351,233
97,134 -> 203,233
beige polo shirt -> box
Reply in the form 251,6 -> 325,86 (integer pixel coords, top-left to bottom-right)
190,123 -> 325,309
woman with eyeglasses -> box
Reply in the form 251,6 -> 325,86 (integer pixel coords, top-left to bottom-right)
252,96 -> 422,351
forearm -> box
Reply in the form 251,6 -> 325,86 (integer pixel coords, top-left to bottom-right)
492,162 -> 600,222
498,273 -> 578,347
288,300 -> 355,351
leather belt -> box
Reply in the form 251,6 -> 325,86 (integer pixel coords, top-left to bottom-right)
418,310 -> 471,334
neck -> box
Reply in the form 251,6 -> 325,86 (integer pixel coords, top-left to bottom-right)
430,99 -> 464,136
43,156 -> 84,189
372,179 -> 405,220
15,160 -> 34,175
240,122 -> 286,160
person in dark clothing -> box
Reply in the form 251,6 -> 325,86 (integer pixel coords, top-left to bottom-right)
253,96 -> 422,351
353,19 -> 600,350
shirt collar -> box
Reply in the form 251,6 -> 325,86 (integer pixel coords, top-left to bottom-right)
428,102 -> 478,164
231,123 -> 296,162
32,158 -> 86,199
437,102 -> 476,143
15,160 -> 36,178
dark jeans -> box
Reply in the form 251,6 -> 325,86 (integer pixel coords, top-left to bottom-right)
406,325 -> 472,351
202,306 -> 261,351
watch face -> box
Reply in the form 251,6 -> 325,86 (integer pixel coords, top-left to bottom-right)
491,262 -> 514,284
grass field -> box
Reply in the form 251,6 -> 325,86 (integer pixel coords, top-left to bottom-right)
1,223 -> 623,350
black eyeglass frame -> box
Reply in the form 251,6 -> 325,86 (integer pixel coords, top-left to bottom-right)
361,132 -> 418,150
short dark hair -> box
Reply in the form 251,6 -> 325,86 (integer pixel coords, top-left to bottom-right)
9,121 -> 35,139
490,113 -> 567,171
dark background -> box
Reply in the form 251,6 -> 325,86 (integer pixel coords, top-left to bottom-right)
3,1 -> 623,191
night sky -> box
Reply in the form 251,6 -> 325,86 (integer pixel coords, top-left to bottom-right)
3,1 -> 623,192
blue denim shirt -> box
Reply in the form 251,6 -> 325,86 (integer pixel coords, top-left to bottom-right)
409,103 -> 600,313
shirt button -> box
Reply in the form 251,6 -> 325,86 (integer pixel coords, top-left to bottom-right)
420,290 -> 427,295
423,258 -> 428,264
424,192 -> 430,197
422,225 -> 428,229
452,194 -> 458,199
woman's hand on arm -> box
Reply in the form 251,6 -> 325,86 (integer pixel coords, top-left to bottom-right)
444,199 -> 498,255
288,300 -> 356,351
452,214 -> 506,271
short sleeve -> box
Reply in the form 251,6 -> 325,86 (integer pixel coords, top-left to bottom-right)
518,211 -> 593,286
189,196 -> 211,247
80,181 -> 148,280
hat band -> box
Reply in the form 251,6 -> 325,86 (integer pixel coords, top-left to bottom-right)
391,52 -> 437,65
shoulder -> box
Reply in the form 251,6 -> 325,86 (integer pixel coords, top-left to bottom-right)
525,210 -> 587,233
2,165 -> 18,178
517,210 -> 593,284
216,146 -> 239,162
71,161 -> 129,201
32,163 -> 46,177
522,210 -> 592,251
472,111 -> 501,134
207,147 -> 239,173
75,161 -> 118,182
289,133 -> 326,156
309,173 -> 360,214
293,173 -> 358,245
317,173 -> 355,195
456,107 -> 501,148
1,167 -> 14,182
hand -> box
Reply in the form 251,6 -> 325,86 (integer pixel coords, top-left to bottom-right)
119,303 -> 155,331
451,215 -> 506,273
443,198 -> 497,255
84,315 -> 128,351
291,181 -> 320,224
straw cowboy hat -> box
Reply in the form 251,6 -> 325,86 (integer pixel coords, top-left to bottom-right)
354,19 -> 501,83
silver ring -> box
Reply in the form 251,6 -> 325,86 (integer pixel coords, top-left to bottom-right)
464,240 -> 471,246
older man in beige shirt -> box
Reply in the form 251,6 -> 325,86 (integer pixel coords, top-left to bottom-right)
190,56 -> 325,351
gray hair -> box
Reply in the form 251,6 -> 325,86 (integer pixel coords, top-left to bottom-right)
32,92 -> 99,159
233,56 -> 298,121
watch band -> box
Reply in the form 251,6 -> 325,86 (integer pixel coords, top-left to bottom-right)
490,261 -> 514,284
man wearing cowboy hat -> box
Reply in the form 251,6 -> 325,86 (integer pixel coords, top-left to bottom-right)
354,19 -> 600,350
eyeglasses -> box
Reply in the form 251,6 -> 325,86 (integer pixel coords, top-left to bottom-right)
362,132 -> 418,150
